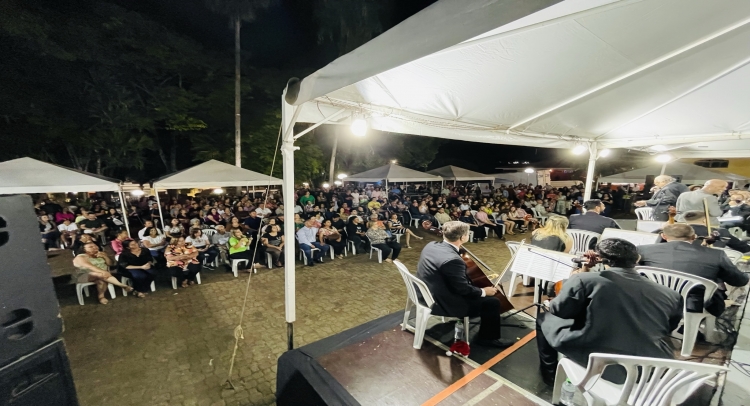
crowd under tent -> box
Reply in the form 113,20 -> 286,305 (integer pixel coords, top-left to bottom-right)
345,163 -> 442,186
0,157 -> 131,234
598,162 -> 748,186
151,159 -> 283,226
426,165 -> 496,184
277,0 -> 750,362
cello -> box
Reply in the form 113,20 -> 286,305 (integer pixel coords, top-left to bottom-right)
459,245 -> 515,314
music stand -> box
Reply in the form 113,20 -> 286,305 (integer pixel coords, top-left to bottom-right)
501,246 -> 577,319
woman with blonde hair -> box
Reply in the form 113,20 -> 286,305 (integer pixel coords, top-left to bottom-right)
530,214 -> 573,253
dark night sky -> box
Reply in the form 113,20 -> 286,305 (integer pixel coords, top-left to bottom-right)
115,0 -> 563,172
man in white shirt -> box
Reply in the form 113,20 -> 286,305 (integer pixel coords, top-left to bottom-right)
296,219 -> 329,266
255,203 -> 272,219
57,218 -> 78,246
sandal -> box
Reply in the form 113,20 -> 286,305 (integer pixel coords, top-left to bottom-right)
406,245 -> 412,249
181,280 -> 188,288
384,258 -> 393,263
274,262 -> 283,267
134,291 -> 146,298
125,286 -> 135,294
98,297 -> 109,305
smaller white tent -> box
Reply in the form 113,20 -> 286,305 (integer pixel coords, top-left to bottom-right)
427,166 -> 495,183
599,162 -> 747,185
152,160 -> 282,189
489,173 -> 531,186
0,157 -> 121,194
346,163 -> 442,183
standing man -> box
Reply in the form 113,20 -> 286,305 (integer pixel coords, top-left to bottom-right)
674,179 -> 727,225
416,221 -> 515,348
634,175 -> 688,221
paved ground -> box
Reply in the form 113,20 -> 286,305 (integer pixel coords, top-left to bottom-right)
52,229 -> 522,406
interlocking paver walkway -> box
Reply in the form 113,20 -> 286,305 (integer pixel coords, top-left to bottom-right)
54,230 -> 519,406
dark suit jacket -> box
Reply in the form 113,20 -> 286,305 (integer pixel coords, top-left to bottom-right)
540,268 -> 682,371
637,241 -> 749,287
646,182 -> 688,221
416,241 -> 482,317
568,212 -> 620,235
690,224 -> 750,253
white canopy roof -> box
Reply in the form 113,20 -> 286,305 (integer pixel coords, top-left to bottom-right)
427,165 -> 496,182
153,160 -> 282,189
598,162 -> 748,184
287,0 -> 750,154
0,157 -> 121,194
346,164 -> 442,183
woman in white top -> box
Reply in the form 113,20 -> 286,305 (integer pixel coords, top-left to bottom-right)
142,227 -> 166,257
186,228 -> 218,269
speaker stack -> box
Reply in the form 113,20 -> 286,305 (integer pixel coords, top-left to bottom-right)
0,195 -> 79,405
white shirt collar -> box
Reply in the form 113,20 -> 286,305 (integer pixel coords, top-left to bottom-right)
444,240 -> 461,253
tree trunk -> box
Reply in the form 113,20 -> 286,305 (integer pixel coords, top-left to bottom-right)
170,134 -> 177,172
96,156 -> 102,175
328,130 -> 339,185
234,16 -> 242,167
157,146 -> 169,171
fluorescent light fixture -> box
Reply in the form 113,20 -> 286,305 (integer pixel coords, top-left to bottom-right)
213,188 -> 224,194
334,180 -> 342,186
655,154 -> 672,163
599,149 -> 611,158
322,183 -> 330,188
524,168 -> 535,174
350,119 -> 367,136
337,173 -> 347,179
130,190 -> 145,196
572,145 -> 587,155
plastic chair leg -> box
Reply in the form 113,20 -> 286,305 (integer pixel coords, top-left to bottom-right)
76,285 -> 85,305
402,299 -> 412,331
413,307 -> 432,349
508,272 -> 519,297
703,314 -> 720,343
107,284 -> 116,299
150,281 -> 156,292
681,313 -> 705,356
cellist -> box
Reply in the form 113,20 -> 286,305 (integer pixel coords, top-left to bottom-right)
416,221 -> 516,348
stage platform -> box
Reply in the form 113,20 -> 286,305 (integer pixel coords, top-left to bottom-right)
277,281 -> 741,406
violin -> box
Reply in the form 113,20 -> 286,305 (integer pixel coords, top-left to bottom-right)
459,246 -> 514,314
667,206 -> 676,224
552,250 -> 600,296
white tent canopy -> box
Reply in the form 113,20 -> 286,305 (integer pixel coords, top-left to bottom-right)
599,162 -> 748,185
152,160 -> 282,189
489,173 -> 531,186
0,157 -> 121,194
346,163 -> 441,183
427,166 -> 496,182
287,0 -> 750,152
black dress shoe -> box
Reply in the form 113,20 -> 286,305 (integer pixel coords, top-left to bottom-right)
540,368 -> 556,386
474,338 -> 516,348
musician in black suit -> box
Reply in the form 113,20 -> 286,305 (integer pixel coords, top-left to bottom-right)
634,175 -> 688,221
568,199 -> 620,235
416,221 -> 515,348
638,223 -> 749,317
537,238 -> 683,385
682,210 -> 750,253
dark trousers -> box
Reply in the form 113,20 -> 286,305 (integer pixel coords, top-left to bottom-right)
535,315 -> 559,376
482,223 -> 504,238
125,268 -> 155,293
169,263 -> 200,286
349,235 -> 368,253
372,241 -> 401,260
468,225 -> 486,240
266,247 -> 284,263
465,296 -> 501,340
327,239 -> 346,256
197,246 -> 219,265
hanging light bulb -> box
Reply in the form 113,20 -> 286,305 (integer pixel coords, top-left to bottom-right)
350,118 -> 368,137
322,183 -> 330,189
572,145 -> 587,155
213,188 -> 224,194
655,154 -> 672,163
130,189 -> 145,196
599,149 -> 611,158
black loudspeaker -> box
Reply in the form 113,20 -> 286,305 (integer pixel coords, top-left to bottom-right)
0,195 -> 63,367
0,339 -> 78,406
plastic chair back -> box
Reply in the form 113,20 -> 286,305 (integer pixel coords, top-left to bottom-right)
202,229 -> 216,237
635,266 -> 718,306
635,207 -> 655,221
395,261 -> 435,309
580,353 -> 727,406
566,230 -> 601,255
505,240 -> 523,256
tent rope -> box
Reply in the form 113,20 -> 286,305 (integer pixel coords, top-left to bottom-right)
224,122 -> 284,390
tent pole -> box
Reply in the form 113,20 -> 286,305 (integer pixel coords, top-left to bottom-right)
583,143 -> 598,201
281,92 -> 301,351
155,188 -> 165,231
118,188 -> 131,237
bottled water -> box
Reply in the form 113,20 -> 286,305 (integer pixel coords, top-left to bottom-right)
560,379 -> 576,406
454,320 -> 465,341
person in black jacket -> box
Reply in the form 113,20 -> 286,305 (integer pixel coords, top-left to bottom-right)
682,210 -> 750,253
537,238 -> 683,385
638,223 -> 749,317
568,199 -> 620,235
634,175 -> 688,221
416,221 -> 514,348
345,216 -> 368,254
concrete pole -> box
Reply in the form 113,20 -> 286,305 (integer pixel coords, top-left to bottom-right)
281,92 -> 300,350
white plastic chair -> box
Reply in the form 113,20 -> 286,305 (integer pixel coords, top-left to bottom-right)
394,261 -> 470,349
171,272 -> 201,289
713,247 -> 743,264
567,230 -> 601,255
531,207 -> 548,226
505,240 -> 529,297
120,276 -> 156,296
266,252 -> 274,269
201,229 -> 216,237
636,267 -> 720,356
553,353 -> 727,406
370,246 -> 382,263
231,259 -> 255,277
76,283 -> 116,305
635,207 -> 655,221
296,235 -> 321,265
